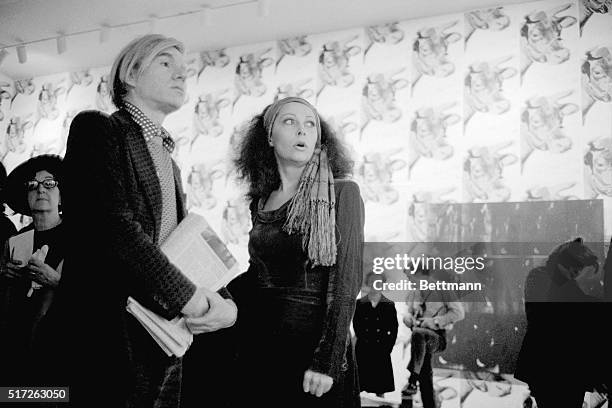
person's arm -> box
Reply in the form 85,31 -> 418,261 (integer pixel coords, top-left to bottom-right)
383,302 -> 399,352
403,291 -> 417,328
64,111 -> 196,319
225,199 -> 259,309
309,181 -> 365,381
352,301 -> 364,338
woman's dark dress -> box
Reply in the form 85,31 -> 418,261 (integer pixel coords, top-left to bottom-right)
228,180 -> 364,407
0,222 -> 65,386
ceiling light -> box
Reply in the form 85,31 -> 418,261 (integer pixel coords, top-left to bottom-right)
258,0 -> 270,17
57,34 -> 67,54
16,45 -> 27,63
201,6 -> 212,26
0,49 -> 8,67
100,25 -> 110,43
148,15 -> 158,33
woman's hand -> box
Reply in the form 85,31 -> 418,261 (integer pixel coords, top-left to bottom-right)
26,245 -> 61,287
26,260 -> 61,287
303,370 -> 333,397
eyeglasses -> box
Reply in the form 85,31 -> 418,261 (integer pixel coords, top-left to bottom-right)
25,179 -> 59,191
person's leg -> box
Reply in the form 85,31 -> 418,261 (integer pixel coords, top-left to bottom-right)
407,328 -> 428,377
415,329 -> 445,408
155,359 -> 182,408
419,363 -> 436,408
405,328 -> 444,398
403,328 -> 427,395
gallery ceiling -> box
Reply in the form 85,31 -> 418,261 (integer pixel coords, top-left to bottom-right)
0,0 -> 526,79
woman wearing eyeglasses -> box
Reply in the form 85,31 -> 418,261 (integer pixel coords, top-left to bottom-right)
0,154 -> 65,386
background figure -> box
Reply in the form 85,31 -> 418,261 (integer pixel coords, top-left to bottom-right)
0,162 -> 17,248
402,266 -> 465,408
0,155 -> 65,386
515,238 -> 605,408
229,97 -> 364,407
0,162 -> 17,386
353,272 -> 398,398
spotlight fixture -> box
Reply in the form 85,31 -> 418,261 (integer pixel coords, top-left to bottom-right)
99,25 -> 110,43
0,49 -> 8,66
258,0 -> 270,17
56,34 -> 67,54
148,15 -> 158,33
201,5 -> 212,26
16,44 -> 27,63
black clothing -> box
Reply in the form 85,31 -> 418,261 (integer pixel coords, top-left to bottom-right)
353,295 -> 398,394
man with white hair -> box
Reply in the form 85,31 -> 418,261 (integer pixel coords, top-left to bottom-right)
53,34 -> 237,407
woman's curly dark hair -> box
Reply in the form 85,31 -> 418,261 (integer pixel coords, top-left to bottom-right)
234,107 -> 353,201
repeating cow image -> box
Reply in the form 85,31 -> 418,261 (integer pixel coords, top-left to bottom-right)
464,56 -> 518,128
520,90 -> 579,167
361,69 -> 408,135
1,1 -> 612,406
463,141 -> 520,202
408,103 -> 461,180
233,48 -> 274,109
316,35 -> 361,98
411,20 -> 463,97
192,91 -> 231,143
275,35 -> 312,73
465,7 -> 513,50
579,0 -> 612,36
581,45 -> 612,123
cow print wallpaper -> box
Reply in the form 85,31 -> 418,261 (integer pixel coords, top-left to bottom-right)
1,1 -> 611,405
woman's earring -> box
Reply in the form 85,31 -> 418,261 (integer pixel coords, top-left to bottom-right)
268,138 -> 273,147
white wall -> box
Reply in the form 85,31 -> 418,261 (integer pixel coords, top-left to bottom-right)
1,1 -> 611,406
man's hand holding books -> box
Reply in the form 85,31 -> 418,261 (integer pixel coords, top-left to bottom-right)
183,287 -> 237,334
126,213 -> 240,357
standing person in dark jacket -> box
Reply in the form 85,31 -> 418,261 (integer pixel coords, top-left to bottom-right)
0,161 -> 16,381
515,238 -> 601,408
50,34 -> 237,407
0,162 -> 17,249
229,96 -> 364,407
353,272 -> 398,398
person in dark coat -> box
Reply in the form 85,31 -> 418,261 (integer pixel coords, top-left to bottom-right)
46,34 -> 237,407
0,161 -> 17,377
353,272 -> 398,397
515,238 -> 602,408
0,162 -> 17,249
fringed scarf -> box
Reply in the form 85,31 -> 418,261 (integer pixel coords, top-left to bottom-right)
263,97 -> 337,267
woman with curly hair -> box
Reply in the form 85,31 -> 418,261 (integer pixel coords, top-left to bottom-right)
229,96 -> 364,407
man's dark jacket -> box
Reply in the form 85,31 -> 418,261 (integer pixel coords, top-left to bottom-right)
45,109 -> 219,406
